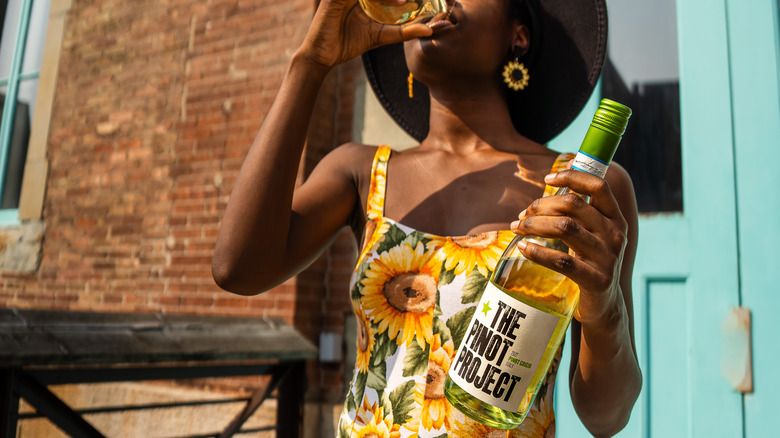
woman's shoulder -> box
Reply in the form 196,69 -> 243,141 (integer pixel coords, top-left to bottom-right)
605,161 -> 639,218
325,142 -> 379,160
311,143 -> 404,199
324,142 -> 429,176
605,161 -> 634,194
314,143 -> 380,177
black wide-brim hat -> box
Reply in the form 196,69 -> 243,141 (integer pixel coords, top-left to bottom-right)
362,0 -> 608,144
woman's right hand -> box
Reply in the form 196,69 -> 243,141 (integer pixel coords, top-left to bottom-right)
297,0 -> 433,68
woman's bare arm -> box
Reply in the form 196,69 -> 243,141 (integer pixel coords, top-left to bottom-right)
212,0 -> 432,295
568,164 -> 641,436
211,55 -> 344,294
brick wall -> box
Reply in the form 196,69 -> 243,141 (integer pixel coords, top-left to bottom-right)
1,0 -> 360,410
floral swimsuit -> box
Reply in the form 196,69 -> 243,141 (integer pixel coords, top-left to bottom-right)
338,145 -> 572,438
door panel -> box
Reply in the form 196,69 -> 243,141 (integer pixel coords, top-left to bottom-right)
678,0 -> 743,433
647,278 -> 688,437
634,217 -> 690,437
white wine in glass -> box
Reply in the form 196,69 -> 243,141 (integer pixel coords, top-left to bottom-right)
359,0 -> 447,24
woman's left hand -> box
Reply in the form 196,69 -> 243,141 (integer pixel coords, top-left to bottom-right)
510,168 -> 629,327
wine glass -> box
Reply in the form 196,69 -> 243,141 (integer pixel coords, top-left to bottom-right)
359,0 -> 448,25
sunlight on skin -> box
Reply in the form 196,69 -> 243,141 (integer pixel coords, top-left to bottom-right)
497,161 -> 546,207
514,162 -> 547,189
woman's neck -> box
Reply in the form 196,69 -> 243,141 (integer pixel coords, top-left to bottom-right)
423,85 -> 541,155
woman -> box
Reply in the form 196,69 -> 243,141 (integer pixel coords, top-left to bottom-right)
212,0 -> 642,436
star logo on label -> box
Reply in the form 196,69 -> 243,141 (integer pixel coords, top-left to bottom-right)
481,301 -> 492,317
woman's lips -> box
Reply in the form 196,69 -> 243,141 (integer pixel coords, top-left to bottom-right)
427,19 -> 455,32
424,10 -> 457,34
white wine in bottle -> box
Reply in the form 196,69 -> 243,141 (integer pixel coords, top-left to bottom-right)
443,99 -> 632,429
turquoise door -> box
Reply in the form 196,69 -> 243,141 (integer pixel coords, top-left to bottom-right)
551,0 -> 780,436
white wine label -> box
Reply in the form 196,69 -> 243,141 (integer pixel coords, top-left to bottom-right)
448,282 -> 560,411
571,151 -> 609,179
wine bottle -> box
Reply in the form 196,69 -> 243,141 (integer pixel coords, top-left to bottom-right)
443,99 -> 632,429
359,0 -> 447,25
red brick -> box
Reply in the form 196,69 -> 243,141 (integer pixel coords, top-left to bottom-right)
159,296 -> 182,306
213,296 -> 249,308
181,296 -> 214,307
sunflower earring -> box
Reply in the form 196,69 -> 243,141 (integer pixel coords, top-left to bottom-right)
503,48 -> 530,91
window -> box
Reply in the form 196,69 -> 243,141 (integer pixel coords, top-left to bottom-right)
0,0 -> 51,225
605,0 -> 683,212
0,0 -> 64,272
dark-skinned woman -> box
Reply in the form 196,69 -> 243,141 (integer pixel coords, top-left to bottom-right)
212,0 -> 642,436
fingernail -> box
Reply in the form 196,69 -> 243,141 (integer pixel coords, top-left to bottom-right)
510,220 -> 519,229
544,173 -> 557,183
516,240 -> 528,251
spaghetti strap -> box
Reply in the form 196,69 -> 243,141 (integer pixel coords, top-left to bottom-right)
543,152 -> 576,197
366,145 -> 392,221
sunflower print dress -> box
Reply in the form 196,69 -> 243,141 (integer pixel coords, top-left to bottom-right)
338,146 -> 573,438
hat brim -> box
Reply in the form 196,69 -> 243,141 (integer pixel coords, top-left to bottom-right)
362,0 -> 608,145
